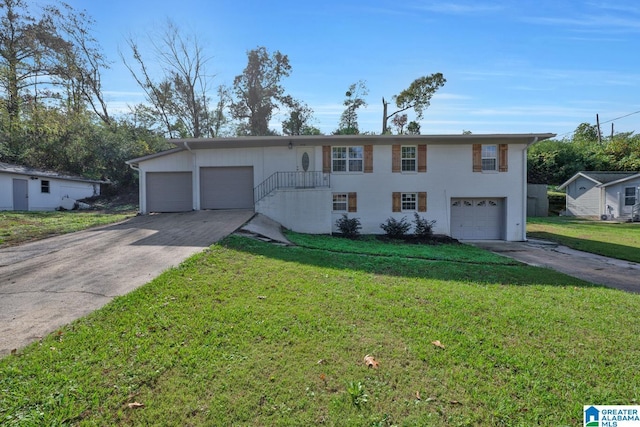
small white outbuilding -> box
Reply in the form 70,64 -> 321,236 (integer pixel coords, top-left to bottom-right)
0,162 -> 105,211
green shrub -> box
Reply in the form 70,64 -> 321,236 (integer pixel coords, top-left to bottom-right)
335,214 -> 361,238
413,213 -> 436,239
380,216 -> 411,239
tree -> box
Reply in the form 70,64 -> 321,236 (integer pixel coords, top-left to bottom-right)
391,113 -> 407,134
0,0 -> 110,160
335,80 -> 368,135
230,46 -> 292,136
407,121 -> 420,135
122,20 -> 214,138
382,73 -> 446,134
282,99 -> 320,135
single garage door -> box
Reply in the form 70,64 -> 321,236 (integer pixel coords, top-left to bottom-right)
146,172 -> 193,212
450,198 -> 504,240
200,166 -> 254,210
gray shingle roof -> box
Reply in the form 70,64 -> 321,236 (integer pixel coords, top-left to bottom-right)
579,171 -> 639,184
0,162 -> 107,184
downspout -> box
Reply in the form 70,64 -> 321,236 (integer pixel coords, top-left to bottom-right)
183,141 -> 197,211
522,137 -> 539,241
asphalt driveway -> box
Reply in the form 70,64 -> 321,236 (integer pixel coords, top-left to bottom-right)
0,210 -> 254,356
470,239 -> 640,293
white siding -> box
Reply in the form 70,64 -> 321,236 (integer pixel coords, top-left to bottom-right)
604,179 -> 640,218
256,188 -> 331,234
565,177 -> 600,217
0,173 -> 99,211
135,141 -> 531,241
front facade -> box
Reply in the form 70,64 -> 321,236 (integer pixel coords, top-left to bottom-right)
127,134 -> 554,241
559,171 -> 640,220
0,162 -> 103,211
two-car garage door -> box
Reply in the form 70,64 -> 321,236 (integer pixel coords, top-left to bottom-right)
145,167 -> 254,213
450,198 -> 504,240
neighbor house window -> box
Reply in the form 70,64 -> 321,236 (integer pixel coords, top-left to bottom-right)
41,180 -> 50,193
332,146 -> 363,172
333,192 -> 357,212
401,193 -> 417,211
625,187 -> 637,206
481,145 -> 497,171
401,146 -> 417,172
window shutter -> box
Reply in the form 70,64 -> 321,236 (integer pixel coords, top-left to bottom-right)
392,192 -> 401,212
499,144 -> 508,172
364,145 -> 373,173
348,192 -> 357,212
418,144 -> 427,172
392,145 -> 401,173
472,144 -> 482,172
322,146 -> 331,173
418,192 -> 427,212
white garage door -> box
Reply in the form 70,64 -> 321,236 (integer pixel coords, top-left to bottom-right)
146,172 -> 193,212
200,167 -> 254,210
450,198 -> 504,240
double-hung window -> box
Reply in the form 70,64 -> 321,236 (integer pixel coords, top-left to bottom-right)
401,193 -> 417,211
481,145 -> 497,171
332,146 -> 363,172
625,187 -> 637,206
333,193 -> 348,211
333,192 -> 357,212
41,180 -> 50,194
401,146 -> 417,172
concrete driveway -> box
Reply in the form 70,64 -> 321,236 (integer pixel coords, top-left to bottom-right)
470,239 -> 640,293
0,210 -> 254,356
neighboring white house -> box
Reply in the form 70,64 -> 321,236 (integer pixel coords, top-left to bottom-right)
558,171 -> 640,221
0,162 -> 104,211
126,133 -> 555,241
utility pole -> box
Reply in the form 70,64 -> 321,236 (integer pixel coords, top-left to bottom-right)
596,114 -> 602,144
611,123 -> 614,139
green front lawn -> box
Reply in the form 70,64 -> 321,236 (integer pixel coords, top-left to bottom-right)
2,235 -> 638,426
0,211 -> 134,247
528,217 -> 640,263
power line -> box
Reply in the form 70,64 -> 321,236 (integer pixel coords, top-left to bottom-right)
556,109 -> 640,139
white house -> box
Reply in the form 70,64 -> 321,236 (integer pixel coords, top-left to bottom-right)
558,171 -> 640,221
0,162 -> 104,211
126,133 -> 555,241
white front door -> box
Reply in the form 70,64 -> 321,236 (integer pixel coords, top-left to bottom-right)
296,146 -> 314,172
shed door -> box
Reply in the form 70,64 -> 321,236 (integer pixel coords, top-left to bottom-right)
12,179 -> 28,211
451,198 -> 504,240
200,167 -> 254,210
146,172 -> 192,212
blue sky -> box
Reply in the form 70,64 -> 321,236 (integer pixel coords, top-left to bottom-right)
58,0 -> 640,137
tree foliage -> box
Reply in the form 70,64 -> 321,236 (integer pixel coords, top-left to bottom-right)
230,46 -> 292,136
281,99 -> 320,135
382,73 -> 446,133
528,123 -> 640,185
335,80 -> 368,135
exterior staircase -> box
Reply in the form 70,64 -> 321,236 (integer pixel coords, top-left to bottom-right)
254,171 -> 330,203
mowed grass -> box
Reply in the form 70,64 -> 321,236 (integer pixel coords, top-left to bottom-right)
0,211 -> 134,247
527,217 -> 640,263
2,235 -> 639,426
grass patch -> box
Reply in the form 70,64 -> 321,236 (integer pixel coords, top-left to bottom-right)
1,235 -> 638,426
0,211 -> 134,247
286,232 -> 517,265
528,217 -> 640,263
